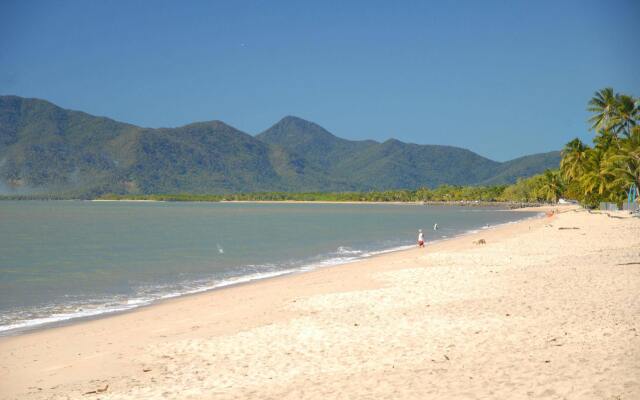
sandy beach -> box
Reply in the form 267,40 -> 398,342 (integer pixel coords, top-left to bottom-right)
1,206 -> 638,399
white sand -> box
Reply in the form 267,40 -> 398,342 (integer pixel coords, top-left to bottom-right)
1,206 -> 638,399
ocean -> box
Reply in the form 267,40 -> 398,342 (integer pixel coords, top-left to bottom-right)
0,201 -> 538,334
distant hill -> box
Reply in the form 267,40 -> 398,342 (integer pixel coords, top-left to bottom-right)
258,116 -> 560,189
0,96 -> 560,196
480,152 -> 564,186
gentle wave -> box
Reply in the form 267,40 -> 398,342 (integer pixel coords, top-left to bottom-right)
0,269 -> 299,334
336,246 -> 364,256
0,244 -> 415,335
0,212 -> 542,335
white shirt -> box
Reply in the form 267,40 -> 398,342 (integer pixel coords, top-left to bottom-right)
418,232 -> 424,241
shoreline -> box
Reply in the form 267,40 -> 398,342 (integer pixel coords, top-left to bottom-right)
2,197 -> 547,209
2,204 -> 638,399
0,207 -> 545,337
220,200 -> 545,208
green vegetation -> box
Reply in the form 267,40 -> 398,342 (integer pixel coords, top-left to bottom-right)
559,88 -> 639,207
90,183 -> 545,203
258,116 -> 560,189
92,88 -> 640,207
0,96 -> 559,196
499,87 -> 639,208
1,90 -> 634,207
500,170 -> 564,203
96,186 -> 510,203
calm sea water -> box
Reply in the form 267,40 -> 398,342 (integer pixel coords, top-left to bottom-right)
0,201 -> 537,334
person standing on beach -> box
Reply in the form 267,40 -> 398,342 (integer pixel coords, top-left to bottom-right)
418,229 -> 425,248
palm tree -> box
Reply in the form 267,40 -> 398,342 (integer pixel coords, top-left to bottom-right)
560,138 -> 588,181
588,88 -> 639,139
614,94 -> 639,138
593,129 -> 617,150
588,88 -> 618,132
579,147 -> 617,201
536,169 -> 564,203
604,126 -> 640,190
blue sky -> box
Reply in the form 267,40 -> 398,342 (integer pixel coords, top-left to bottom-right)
1,0 -> 638,161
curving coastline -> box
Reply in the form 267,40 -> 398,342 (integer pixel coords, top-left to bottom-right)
1,205 -> 639,399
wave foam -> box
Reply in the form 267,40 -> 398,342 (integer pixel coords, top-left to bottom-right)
1,212 -> 541,335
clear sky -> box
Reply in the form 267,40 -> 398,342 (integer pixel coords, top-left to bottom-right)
1,0 -> 638,161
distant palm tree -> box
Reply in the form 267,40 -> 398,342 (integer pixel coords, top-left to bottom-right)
536,169 -> 564,203
560,138 -> 588,181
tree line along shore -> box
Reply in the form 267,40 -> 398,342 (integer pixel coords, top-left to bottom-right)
0,185 -> 562,205
2,88 -> 637,208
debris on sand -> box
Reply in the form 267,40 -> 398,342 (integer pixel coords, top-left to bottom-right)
83,384 -> 108,395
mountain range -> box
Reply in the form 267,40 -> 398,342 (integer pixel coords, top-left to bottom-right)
0,95 -> 560,196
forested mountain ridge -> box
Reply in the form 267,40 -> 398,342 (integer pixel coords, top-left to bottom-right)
0,96 -> 560,196
257,116 -> 560,189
